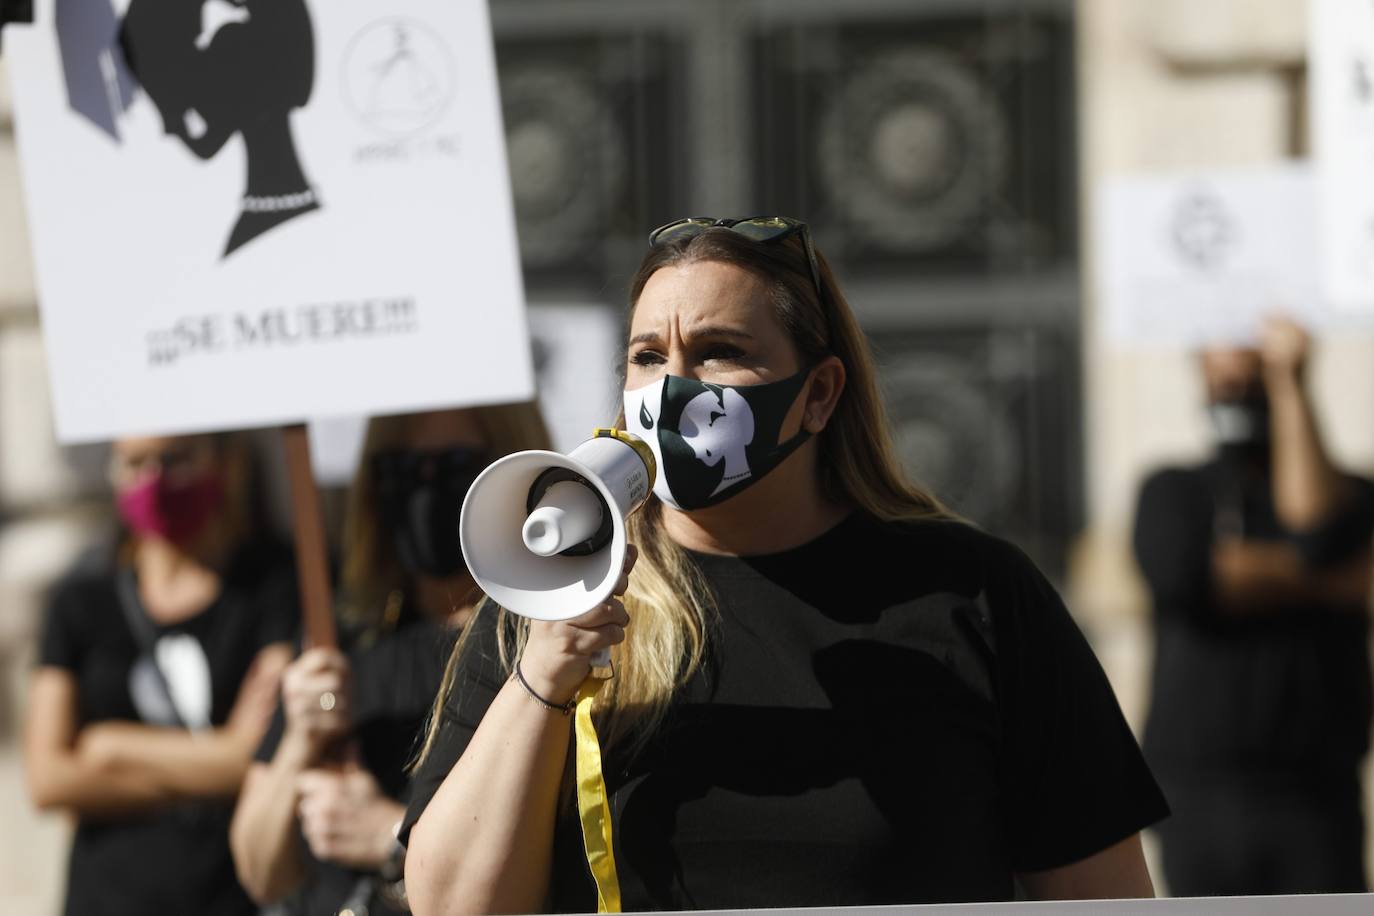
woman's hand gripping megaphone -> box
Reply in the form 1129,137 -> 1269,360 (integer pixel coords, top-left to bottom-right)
515,545 -> 637,708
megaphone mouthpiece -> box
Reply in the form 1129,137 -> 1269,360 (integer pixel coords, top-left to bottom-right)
522,480 -> 604,557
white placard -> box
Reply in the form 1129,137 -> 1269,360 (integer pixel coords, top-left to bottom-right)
526,303 -> 622,452
6,0 -> 532,443
1097,164 -> 1331,348
1312,0 -> 1374,313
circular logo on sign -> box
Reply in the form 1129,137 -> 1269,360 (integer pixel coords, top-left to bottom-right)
342,18 -> 456,135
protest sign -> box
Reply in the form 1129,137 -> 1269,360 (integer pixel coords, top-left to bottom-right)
1311,0 -> 1374,314
1097,164 -> 1332,348
6,0 -> 531,442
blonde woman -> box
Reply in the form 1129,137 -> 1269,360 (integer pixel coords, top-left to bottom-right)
230,405 -> 550,916
403,218 -> 1168,913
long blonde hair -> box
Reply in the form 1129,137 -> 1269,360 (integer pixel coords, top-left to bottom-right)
416,227 -> 951,766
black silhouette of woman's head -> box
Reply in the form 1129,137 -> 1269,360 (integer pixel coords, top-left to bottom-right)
119,0 -> 321,255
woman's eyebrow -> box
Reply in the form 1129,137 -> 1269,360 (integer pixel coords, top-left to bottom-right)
689,326 -> 754,341
628,326 -> 754,346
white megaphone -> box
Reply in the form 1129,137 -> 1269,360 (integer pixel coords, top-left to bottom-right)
460,428 -> 656,666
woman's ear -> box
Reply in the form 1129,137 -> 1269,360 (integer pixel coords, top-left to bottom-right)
802,356 -> 846,434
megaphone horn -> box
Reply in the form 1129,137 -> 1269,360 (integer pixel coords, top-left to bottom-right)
460,429 -> 656,650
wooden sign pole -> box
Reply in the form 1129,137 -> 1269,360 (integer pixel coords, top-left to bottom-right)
281,424 -> 337,650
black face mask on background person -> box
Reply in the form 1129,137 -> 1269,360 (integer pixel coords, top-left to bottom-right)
373,447 -> 489,577
1207,395 -> 1271,462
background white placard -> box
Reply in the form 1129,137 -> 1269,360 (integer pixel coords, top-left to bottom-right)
1311,0 -> 1374,314
1096,164 -> 1333,348
306,303 -> 623,485
7,0 -> 532,443
524,304 -> 623,451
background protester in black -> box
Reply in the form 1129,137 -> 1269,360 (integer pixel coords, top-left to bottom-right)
1135,316 -> 1374,896
23,433 -> 298,916
403,218 -> 1168,912
230,404 -> 552,916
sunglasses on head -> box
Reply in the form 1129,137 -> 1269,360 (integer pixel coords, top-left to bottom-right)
647,216 -> 825,307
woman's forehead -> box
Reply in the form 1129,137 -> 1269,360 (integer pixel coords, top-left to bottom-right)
113,435 -> 204,456
631,261 -> 775,335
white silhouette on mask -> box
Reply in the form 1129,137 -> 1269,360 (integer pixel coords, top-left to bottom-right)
680,386 -> 755,496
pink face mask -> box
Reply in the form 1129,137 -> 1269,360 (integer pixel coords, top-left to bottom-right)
116,471 -> 226,545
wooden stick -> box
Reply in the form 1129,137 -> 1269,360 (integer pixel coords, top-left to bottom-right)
282,424 -> 336,649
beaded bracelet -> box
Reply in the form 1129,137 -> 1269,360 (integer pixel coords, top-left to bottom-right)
514,661 -> 576,716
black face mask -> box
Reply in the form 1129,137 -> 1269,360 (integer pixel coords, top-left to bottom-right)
1207,394 -> 1270,461
373,447 -> 489,578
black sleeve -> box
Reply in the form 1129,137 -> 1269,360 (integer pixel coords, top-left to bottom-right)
1132,468 -> 1213,619
1289,475 -> 1374,568
985,538 -> 1170,872
37,580 -> 84,671
398,605 -> 508,847
252,556 -> 301,650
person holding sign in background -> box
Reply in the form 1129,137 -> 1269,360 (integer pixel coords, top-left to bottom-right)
230,404 -> 551,916
23,433 -> 299,916
1135,317 -> 1374,896
402,218 -> 1169,912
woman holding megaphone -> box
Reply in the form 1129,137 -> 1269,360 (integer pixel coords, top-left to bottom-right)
403,218 -> 1168,913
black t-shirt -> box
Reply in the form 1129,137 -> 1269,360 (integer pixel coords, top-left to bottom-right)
36,540 -> 299,916
403,514 -> 1168,910
1134,459 -> 1374,782
254,610 -> 459,916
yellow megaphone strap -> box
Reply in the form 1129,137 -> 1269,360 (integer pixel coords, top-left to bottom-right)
575,679 -> 622,913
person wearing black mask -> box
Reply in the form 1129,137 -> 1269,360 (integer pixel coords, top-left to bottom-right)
230,404 -> 551,916
1134,316 -> 1374,896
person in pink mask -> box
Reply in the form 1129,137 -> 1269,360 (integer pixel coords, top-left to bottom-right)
24,433 -> 299,916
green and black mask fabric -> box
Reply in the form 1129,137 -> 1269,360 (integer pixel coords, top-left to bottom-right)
622,370 -> 811,510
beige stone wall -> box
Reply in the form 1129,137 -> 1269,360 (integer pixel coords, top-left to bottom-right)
0,54 -> 91,914
1076,0 -> 1374,617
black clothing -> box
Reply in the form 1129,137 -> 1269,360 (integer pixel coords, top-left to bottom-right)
254,609 -> 458,916
1156,777 -> 1367,896
1134,459 -> 1374,894
37,541 -> 298,916
404,514 -> 1167,909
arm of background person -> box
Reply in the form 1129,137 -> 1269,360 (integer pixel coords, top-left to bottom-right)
1211,538 -> 1373,615
71,642 -> 291,798
1262,317 -> 1349,532
23,666 -> 172,817
1018,833 -> 1154,900
230,645 -> 354,904
230,745 -> 313,902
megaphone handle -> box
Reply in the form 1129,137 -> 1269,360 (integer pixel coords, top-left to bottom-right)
590,648 -> 612,669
